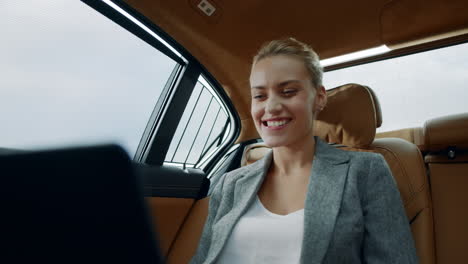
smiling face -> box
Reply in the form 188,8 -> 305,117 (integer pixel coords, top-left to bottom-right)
250,55 -> 326,148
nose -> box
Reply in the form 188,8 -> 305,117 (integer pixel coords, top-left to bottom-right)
265,95 -> 283,114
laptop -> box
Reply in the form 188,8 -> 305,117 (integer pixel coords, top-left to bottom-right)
0,145 -> 163,264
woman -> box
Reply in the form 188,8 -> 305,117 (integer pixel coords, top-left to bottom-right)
190,38 -> 418,263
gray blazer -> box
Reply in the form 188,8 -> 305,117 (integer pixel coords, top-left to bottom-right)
190,138 -> 418,264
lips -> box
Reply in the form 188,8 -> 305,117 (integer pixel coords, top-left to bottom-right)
261,118 -> 292,129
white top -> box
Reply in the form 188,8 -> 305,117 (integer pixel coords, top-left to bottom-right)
216,196 -> 304,264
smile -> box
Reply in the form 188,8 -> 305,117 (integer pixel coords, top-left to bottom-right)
262,119 -> 292,129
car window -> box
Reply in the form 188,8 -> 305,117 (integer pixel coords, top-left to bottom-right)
323,42 -> 468,132
164,75 -> 233,169
0,0 -> 178,155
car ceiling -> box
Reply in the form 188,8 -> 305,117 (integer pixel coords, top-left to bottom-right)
124,0 -> 468,142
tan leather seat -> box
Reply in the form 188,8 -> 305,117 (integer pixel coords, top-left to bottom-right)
166,83 -> 435,263
376,127 -> 426,151
423,113 -> 468,264
242,83 -> 435,264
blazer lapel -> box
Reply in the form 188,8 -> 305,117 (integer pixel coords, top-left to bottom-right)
300,139 -> 350,264
206,150 -> 273,264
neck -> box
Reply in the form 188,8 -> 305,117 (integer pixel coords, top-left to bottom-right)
271,134 -> 316,177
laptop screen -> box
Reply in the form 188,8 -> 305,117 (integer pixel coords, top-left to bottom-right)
0,145 -> 162,264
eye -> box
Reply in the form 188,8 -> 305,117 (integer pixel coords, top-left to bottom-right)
282,88 -> 297,96
253,94 -> 265,100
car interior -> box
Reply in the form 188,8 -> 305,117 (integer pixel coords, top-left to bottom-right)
1,0 -> 467,263
1,145 -> 163,263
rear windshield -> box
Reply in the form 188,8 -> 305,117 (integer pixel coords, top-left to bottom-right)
323,42 -> 468,132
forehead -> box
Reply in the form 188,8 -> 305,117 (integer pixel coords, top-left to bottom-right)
249,55 -> 310,87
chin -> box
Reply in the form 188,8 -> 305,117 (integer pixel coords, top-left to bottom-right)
261,137 -> 290,148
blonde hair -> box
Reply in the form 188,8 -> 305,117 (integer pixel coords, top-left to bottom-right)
253,38 -> 323,88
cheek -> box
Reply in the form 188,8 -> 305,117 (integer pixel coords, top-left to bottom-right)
250,102 -> 263,121
291,101 -> 314,121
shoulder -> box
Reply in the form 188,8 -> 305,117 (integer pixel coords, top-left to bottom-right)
342,149 -> 397,201
327,142 -> 386,168
354,152 -> 386,171
315,138 -> 383,168
335,147 -> 386,168
341,147 -> 383,160
333,148 -> 393,192
343,149 -> 391,177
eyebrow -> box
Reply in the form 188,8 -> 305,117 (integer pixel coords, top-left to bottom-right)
278,80 -> 302,87
251,80 -> 302,90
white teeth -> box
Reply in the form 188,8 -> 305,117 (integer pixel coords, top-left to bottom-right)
266,120 -> 289,127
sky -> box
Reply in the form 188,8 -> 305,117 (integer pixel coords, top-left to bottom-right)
1,0 -> 467,156
0,0 -> 175,155
323,43 -> 468,132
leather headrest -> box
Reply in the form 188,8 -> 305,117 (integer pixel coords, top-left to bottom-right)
241,83 -> 382,166
313,83 -> 382,147
376,127 -> 426,151
423,113 -> 468,152
241,142 -> 271,167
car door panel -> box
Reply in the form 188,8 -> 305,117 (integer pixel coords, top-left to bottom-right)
138,164 -> 210,258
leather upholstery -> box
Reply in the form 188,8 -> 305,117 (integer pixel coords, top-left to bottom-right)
314,83 -> 382,148
428,163 -> 468,263
376,127 -> 426,151
146,197 -> 195,256
423,113 -> 468,152
162,83 -> 435,263
425,152 -> 468,163
167,197 -> 209,264
241,142 -> 271,166
241,141 -> 435,264
423,113 -> 468,263
362,139 -> 435,264
240,83 -> 435,264
125,0 -> 468,146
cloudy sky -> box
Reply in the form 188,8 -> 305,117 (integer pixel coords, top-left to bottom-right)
1,0 -> 467,155
323,43 -> 468,132
0,0 -> 175,155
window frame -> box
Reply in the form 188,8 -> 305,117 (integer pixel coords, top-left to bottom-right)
83,0 -> 240,172
162,75 -> 234,170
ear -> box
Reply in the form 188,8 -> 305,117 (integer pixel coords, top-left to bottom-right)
314,85 -> 328,113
